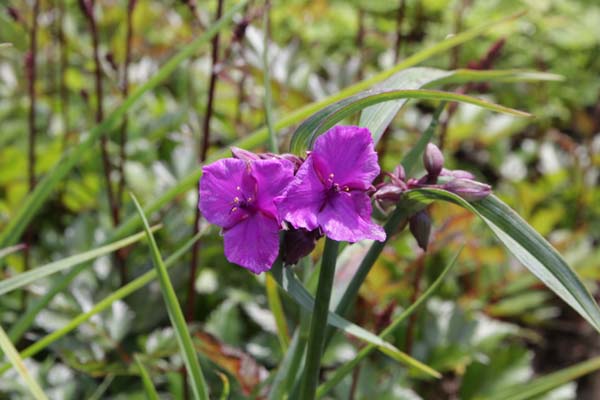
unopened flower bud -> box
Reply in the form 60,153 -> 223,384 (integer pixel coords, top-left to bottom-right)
409,210 -> 431,251
393,164 -> 406,182
444,178 -> 491,201
230,146 -> 260,161
283,228 -> 322,265
423,143 -> 444,179
374,184 -> 403,211
441,168 -> 476,180
277,153 -> 304,173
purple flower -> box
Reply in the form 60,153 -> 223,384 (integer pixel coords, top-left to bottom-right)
199,158 -> 294,274
276,126 -> 386,243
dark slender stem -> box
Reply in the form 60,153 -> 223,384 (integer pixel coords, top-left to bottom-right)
186,0 -> 224,322
349,365 -> 361,400
117,0 -> 136,206
263,0 -> 277,152
299,239 -> 339,400
393,0 -> 406,63
80,0 -> 120,225
404,255 -> 425,354
81,0 -> 126,284
356,7 -> 365,81
27,0 -> 40,194
58,0 -> 70,151
24,0 -> 41,311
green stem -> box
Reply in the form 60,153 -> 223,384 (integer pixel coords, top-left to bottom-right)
298,239 -> 339,399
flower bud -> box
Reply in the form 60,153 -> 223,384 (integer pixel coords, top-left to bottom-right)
275,153 -> 304,173
374,184 -> 404,212
393,164 -> 406,182
409,210 -> 432,251
282,228 -> 322,265
230,146 -> 261,161
443,178 -> 491,201
441,168 -> 476,180
423,143 -> 444,179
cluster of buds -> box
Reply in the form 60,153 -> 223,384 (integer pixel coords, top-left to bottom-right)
374,142 -> 492,251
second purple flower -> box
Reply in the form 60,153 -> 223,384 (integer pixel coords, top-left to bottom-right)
276,126 -> 386,243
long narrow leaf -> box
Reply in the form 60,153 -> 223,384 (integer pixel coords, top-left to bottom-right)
0,227 -> 159,296
411,189 -> 600,333
291,89 -> 530,154
486,355 -> 600,400
0,325 -> 47,400
131,194 -> 209,400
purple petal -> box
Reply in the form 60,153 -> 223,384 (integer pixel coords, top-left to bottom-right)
223,212 -> 280,274
312,126 -> 380,189
276,156 -> 326,231
251,159 -> 294,221
199,158 -> 255,228
318,192 -> 386,242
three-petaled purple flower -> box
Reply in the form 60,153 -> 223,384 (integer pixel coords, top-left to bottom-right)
199,158 -> 294,274
276,126 -> 386,243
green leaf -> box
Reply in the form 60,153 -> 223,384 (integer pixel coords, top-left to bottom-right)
0,0 -> 249,249
485,355 -> 600,400
0,325 -> 48,400
411,189 -> 600,333
131,194 -> 209,400
358,67 -> 562,145
290,87 -> 530,155
0,227 -> 158,296
134,354 -> 160,400
269,261 -> 440,379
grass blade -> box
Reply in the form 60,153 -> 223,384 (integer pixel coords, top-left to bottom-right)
134,354 -> 160,400
0,0 -> 248,249
131,194 -> 209,400
0,325 -> 48,400
0,227 -> 158,296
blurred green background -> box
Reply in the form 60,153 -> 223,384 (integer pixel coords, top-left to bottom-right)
0,0 -> 599,398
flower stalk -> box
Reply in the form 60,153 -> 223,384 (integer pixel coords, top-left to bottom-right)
298,238 -> 339,399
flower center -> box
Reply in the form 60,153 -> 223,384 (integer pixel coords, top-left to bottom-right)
230,186 -> 256,214
321,173 -> 350,211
